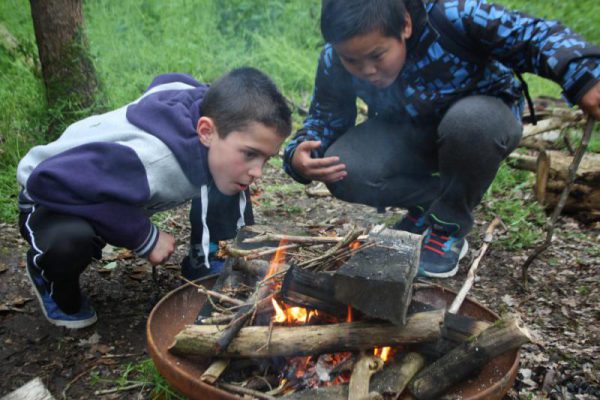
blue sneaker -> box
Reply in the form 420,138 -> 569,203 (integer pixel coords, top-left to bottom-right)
181,242 -> 225,281
418,227 -> 469,278
26,261 -> 97,329
392,211 -> 428,235
181,256 -> 225,281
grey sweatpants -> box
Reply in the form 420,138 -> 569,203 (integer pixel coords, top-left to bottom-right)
325,96 -> 522,237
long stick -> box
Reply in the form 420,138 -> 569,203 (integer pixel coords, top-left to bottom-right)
243,232 -> 368,244
521,118 -> 595,288
180,277 -> 245,307
448,217 -> 502,314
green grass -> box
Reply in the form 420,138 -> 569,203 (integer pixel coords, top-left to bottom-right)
2,0 -> 600,225
90,359 -> 185,399
483,163 -> 547,250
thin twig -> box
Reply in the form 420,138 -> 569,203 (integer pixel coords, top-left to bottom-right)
521,118 -> 595,289
62,365 -> 97,399
243,232 -> 368,244
94,382 -> 146,395
218,382 -> 277,400
223,243 -> 299,259
180,276 -> 245,306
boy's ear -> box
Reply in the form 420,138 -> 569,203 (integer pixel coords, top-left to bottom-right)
197,116 -> 215,147
403,14 -> 413,40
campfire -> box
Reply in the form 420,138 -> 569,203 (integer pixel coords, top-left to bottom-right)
165,224 -> 531,399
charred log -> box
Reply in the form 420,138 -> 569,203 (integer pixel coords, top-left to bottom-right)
409,317 -> 531,400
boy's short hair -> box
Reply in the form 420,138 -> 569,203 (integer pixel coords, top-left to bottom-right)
321,0 -> 408,44
201,67 -> 292,138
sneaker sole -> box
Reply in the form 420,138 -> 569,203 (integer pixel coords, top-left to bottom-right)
420,239 -> 469,279
26,265 -> 97,329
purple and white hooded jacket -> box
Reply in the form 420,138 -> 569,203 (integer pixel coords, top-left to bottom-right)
17,73 -> 246,264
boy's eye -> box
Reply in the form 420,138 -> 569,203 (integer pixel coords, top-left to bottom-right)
243,150 -> 258,160
370,52 -> 384,61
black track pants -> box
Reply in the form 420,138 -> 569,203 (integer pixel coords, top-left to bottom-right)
324,96 -> 523,237
19,206 -> 105,313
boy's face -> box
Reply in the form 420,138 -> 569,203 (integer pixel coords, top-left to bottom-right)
334,16 -> 412,88
197,117 -> 284,195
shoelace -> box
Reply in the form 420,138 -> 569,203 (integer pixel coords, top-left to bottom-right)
406,213 -> 426,228
423,230 -> 456,256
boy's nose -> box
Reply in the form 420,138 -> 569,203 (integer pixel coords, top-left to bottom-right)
362,63 -> 377,77
249,165 -> 262,179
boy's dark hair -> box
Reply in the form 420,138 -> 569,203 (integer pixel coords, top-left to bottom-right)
202,67 -> 292,138
321,0 -> 408,44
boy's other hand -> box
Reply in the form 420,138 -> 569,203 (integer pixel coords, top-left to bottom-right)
148,231 -> 176,265
291,141 -> 347,183
579,80 -> 600,121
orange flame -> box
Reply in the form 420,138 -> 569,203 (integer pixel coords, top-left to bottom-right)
266,239 -> 288,279
272,297 -> 318,324
272,298 -> 287,323
373,346 -> 392,362
349,240 -> 361,250
346,305 -> 353,322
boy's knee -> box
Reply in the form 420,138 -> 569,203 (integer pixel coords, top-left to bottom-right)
43,228 -> 102,277
439,96 -> 522,154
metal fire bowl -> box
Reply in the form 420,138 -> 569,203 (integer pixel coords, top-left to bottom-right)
147,279 -> 519,400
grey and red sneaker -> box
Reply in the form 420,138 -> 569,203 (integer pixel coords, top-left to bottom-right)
418,226 -> 469,278
392,210 -> 428,235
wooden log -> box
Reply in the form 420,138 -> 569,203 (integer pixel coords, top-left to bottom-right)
232,259 -> 271,277
334,228 -> 421,326
169,309 -> 445,358
370,352 -> 426,398
200,359 -> 230,384
280,266 -> 348,317
508,149 -> 600,215
1,378 -> 56,400
535,150 -> 551,205
348,352 -> 384,400
409,317 -> 532,400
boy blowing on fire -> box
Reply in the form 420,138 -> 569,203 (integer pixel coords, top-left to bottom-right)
17,68 -> 291,329
284,0 -> 600,278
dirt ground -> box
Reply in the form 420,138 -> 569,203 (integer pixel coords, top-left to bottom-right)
1,161 -> 598,399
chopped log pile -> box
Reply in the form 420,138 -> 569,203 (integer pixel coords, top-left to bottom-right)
167,224 -> 530,399
509,106 -> 600,220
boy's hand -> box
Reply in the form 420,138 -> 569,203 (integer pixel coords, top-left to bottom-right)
579,80 -> 600,121
148,231 -> 176,265
291,141 -> 347,183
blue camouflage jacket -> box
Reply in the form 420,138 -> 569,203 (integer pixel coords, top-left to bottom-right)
283,0 -> 600,183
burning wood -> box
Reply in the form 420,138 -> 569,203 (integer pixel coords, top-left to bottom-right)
170,310 -> 445,358
166,223 -> 527,399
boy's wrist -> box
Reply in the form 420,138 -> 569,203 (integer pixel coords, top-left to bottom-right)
134,223 -> 159,258
283,148 -> 312,184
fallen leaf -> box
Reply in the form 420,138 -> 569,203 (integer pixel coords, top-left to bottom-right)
78,332 -> 101,347
502,294 -> 516,307
102,261 -> 118,271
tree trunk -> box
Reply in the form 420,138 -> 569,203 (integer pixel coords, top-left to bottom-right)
29,0 -> 98,135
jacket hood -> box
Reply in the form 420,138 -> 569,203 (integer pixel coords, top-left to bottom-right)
405,0 -> 430,52
126,73 -> 210,188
